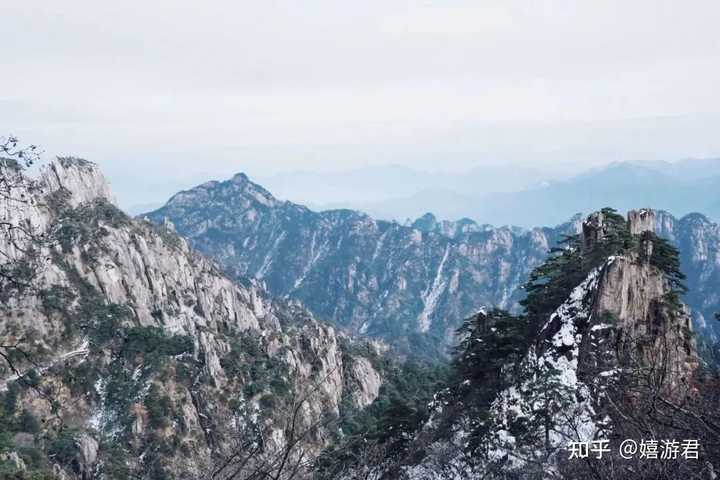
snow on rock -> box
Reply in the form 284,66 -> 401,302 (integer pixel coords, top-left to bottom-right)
628,208 -> 656,235
485,264 -> 608,470
1,159 -> 388,478
417,244 -> 450,333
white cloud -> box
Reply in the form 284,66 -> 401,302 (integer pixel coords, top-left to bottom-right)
2,0 -> 720,208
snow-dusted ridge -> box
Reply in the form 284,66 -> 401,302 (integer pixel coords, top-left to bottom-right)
487,262 -> 609,470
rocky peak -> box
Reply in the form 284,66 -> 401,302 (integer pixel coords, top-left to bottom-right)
582,209 -> 657,253
234,176 -> 279,207
1,160 -> 385,479
411,212 -> 438,232
405,209 -> 703,478
40,157 -> 117,208
230,172 -> 250,184
164,172 -> 279,211
679,211 -> 713,228
581,210 -> 606,251
627,208 -> 655,234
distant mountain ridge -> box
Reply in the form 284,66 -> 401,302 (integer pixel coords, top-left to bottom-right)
256,159 -> 720,228
475,159 -> 720,227
144,171 -> 720,358
146,174 -> 579,356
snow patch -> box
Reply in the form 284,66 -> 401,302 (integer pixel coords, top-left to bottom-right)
256,231 -> 286,278
417,244 -> 450,333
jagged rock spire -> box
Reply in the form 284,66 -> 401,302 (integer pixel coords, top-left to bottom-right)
581,210 -> 606,252
627,208 -> 656,235
582,208 -> 657,254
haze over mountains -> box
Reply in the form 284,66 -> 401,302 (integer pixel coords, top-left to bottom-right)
3,155 -> 720,478
145,170 -> 720,358
256,158 -> 720,228
145,173 -> 572,357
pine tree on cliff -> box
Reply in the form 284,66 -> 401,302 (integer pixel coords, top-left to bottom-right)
451,308 -> 529,447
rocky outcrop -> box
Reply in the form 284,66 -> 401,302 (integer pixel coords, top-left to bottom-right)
40,157 -> 118,207
403,210 -> 702,479
345,356 -> 382,409
0,158 -> 384,479
627,208 -> 655,235
653,210 -> 720,342
591,255 -> 698,386
74,433 -> 99,479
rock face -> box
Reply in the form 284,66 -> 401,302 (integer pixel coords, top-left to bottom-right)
654,210 -> 720,342
403,210 -> 701,479
144,174 -> 579,356
40,157 -> 118,207
591,256 -> 697,384
628,208 -> 655,235
0,159 -> 383,479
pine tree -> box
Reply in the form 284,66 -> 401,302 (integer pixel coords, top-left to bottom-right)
451,309 -> 529,447
520,235 -> 584,336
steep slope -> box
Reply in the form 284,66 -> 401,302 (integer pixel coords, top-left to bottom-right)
356,210 -> 708,479
145,174 -> 578,356
0,159 -> 383,479
655,210 -> 720,342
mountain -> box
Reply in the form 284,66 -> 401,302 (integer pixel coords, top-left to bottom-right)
313,159 -> 720,227
320,209 -> 717,479
469,160 -> 720,227
655,210 -> 720,343
144,174 -> 580,357
0,158 -> 385,479
145,172 -> 720,358
4,158 -> 719,478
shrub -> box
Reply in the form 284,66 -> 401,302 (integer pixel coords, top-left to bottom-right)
18,409 -> 40,434
0,431 -> 13,453
47,428 -> 78,465
123,327 -> 193,361
145,385 -> 174,430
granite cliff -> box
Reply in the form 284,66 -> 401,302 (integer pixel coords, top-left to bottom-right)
0,159 -> 384,479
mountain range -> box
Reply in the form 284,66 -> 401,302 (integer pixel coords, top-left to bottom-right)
2,155 -> 719,478
145,172 -> 720,358
253,159 -> 720,228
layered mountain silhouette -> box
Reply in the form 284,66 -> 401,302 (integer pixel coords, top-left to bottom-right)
255,159 -> 720,228
144,172 -> 720,358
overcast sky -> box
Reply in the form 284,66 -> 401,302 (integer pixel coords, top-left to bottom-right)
3,1 -> 720,208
